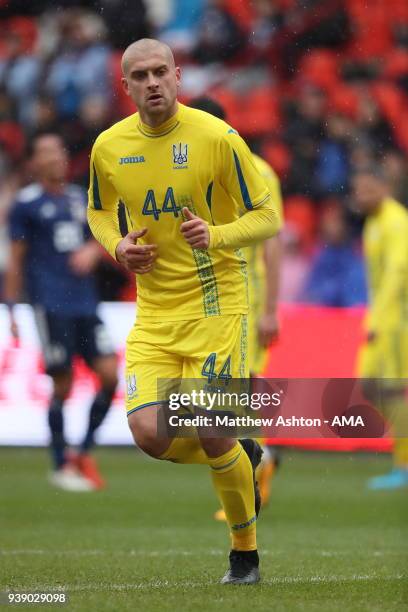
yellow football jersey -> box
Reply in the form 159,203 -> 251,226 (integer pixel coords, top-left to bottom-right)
363,197 -> 408,331
88,103 -> 279,321
244,154 -> 283,375
244,154 -> 283,312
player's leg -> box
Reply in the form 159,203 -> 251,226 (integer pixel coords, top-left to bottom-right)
387,330 -> 408,485
214,280 -> 279,521
248,302 -> 280,510
49,369 -> 72,470
33,308 -> 92,491
126,321 -> 214,462
34,307 -> 73,469
126,319 -> 192,459
369,378 -> 408,489
74,315 -> 118,488
82,354 -> 118,452
255,443 -> 280,506
359,331 -> 408,489
184,314 -> 261,583
128,402 -> 172,457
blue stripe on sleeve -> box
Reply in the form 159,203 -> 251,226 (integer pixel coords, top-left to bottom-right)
206,181 -> 213,210
92,164 -> 102,210
233,150 -> 253,210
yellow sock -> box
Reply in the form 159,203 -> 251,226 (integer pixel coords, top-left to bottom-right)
158,437 -> 209,464
387,397 -> 408,468
209,442 -> 257,551
394,438 -> 408,467
257,459 -> 276,506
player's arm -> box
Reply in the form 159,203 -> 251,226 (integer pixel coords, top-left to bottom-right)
259,236 -> 281,346
367,218 -> 408,334
3,239 -> 27,338
87,143 -> 156,274
259,171 -> 283,346
4,200 -> 31,338
68,239 -> 104,276
209,134 -> 281,249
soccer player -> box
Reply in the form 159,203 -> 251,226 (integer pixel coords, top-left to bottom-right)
353,166 -> 408,489
4,133 -> 118,492
87,38 -> 280,584
188,97 -> 283,518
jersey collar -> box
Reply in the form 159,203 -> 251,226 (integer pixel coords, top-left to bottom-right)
137,103 -> 183,138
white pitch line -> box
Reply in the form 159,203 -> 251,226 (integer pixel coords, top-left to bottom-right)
8,574 -> 404,593
0,549 -> 397,557
0,549 -> 220,557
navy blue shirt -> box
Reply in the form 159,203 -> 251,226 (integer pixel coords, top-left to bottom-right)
8,183 -> 99,316
301,243 -> 368,307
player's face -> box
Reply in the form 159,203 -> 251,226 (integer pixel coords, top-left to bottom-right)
32,136 -> 68,183
122,51 -> 180,123
352,174 -> 385,214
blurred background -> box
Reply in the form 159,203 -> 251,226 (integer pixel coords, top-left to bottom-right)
0,0 -> 408,306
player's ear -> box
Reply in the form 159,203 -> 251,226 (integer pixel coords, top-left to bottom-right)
121,77 -> 130,96
175,66 -> 181,89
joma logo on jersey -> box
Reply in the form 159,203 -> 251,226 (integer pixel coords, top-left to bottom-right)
173,143 -> 188,168
119,156 -> 145,165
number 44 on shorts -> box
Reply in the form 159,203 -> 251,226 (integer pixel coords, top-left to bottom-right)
201,353 -> 232,384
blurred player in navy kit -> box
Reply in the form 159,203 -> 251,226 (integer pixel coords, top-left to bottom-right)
4,133 -> 118,491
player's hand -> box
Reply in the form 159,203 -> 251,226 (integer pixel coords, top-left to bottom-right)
115,229 -> 157,274
10,315 -> 19,340
69,242 -> 101,276
180,208 -> 210,250
258,312 -> 279,348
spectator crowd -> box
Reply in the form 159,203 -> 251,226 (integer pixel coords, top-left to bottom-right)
1,0 -> 408,305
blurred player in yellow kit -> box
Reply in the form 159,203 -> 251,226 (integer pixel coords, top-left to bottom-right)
242,154 -> 283,507
188,98 -> 283,518
87,39 -> 281,584
353,166 -> 408,490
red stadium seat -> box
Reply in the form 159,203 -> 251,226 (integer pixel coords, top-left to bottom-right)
261,140 -> 291,179
110,51 -> 137,118
4,17 -> 38,55
283,196 -> 318,251
346,0 -> 393,59
370,81 -> 404,125
327,83 -> 360,119
394,112 -> 408,154
0,121 -> 25,161
383,49 -> 408,79
298,50 -> 340,91
240,86 -> 281,137
222,0 -> 254,32
208,88 -> 242,131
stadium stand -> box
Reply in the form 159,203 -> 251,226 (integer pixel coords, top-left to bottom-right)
0,0 -> 408,304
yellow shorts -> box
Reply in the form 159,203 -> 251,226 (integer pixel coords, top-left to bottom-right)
357,328 -> 408,380
248,298 -> 268,376
125,314 -> 248,414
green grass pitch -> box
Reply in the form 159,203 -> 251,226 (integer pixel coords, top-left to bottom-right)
1,448 -> 406,611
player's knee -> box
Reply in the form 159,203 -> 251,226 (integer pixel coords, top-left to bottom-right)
95,358 -> 119,393
101,372 -> 118,397
199,437 -> 235,458
128,415 -> 167,459
52,372 -> 72,401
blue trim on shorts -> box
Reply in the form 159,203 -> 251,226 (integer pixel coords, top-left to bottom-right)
127,400 -> 168,416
